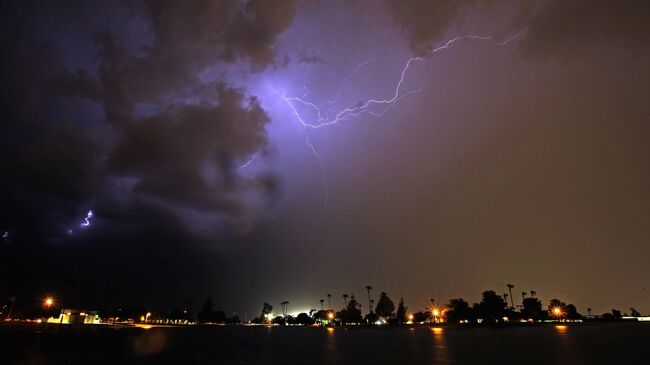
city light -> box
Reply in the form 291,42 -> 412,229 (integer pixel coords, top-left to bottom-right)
552,307 -> 564,318
327,312 -> 334,320
43,297 -> 54,308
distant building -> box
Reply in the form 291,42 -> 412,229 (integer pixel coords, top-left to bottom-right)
47,309 -> 101,324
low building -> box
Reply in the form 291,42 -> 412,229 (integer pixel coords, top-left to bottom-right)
47,309 -> 101,324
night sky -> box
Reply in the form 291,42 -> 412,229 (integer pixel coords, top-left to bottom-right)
2,0 -> 648,318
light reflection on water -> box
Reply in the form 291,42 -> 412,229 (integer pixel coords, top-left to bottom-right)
431,327 -> 450,364
324,327 -> 339,363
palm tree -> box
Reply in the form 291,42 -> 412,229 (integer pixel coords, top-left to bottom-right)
507,284 -> 515,309
327,294 -> 332,310
365,286 -> 373,313
587,307 -> 592,316
281,301 -> 289,317
503,293 -> 509,308
530,290 -> 536,298
522,291 -> 527,301
343,294 -> 349,307
320,299 -> 325,311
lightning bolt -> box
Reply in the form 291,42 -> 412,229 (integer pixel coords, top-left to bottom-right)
240,156 -> 255,169
81,210 -> 93,227
279,31 -> 526,212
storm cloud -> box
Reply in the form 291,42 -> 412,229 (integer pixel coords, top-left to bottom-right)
1,0 -> 297,241
387,0 -> 650,55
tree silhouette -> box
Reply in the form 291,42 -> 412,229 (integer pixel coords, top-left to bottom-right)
587,307 -> 592,316
327,294 -> 332,310
337,294 -> 363,324
296,312 -> 314,325
479,290 -> 507,322
375,292 -> 395,320
447,298 -> 472,323
343,294 -> 349,307
522,297 -> 543,320
530,290 -> 536,298
565,304 -> 581,319
260,302 -> 273,322
365,286 -> 373,313
412,311 -> 428,323
506,284 -> 515,309
320,299 -> 324,311
272,316 -> 285,325
313,309 -> 329,323
395,297 -> 407,323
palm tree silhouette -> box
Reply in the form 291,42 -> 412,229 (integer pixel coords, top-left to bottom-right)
587,307 -> 592,316
530,290 -> 536,298
521,291 -> 527,301
320,299 -> 325,311
365,286 -> 373,313
281,301 -> 289,317
507,284 -> 515,309
327,294 -> 332,310
343,294 -> 349,307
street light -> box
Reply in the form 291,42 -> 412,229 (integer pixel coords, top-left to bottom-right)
551,306 -> 564,322
43,297 -> 54,308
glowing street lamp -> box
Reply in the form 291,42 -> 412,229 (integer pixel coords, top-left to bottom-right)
551,306 -> 564,322
408,314 -> 414,322
44,297 -> 54,308
327,312 -> 334,320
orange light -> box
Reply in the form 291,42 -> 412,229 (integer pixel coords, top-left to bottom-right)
327,312 -> 334,320
44,297 -> 54,307
408,314 -> 414,321
552,306 -> 563,317
432,309 -> 439,317
432,327 -> 443,335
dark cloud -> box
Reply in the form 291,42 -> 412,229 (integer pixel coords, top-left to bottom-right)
387,0 -> 650,55
386,0 -> 483,54
1,0 -> 297,242
519,0 -> 650,55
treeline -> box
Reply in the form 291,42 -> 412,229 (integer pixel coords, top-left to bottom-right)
243,289 -> 643,326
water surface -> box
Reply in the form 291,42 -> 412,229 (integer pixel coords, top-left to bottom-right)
2,323 -> 647,364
